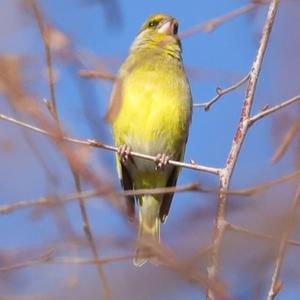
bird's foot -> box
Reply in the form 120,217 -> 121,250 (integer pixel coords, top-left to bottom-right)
118,144 -> 131,164
154,153 -> 170,170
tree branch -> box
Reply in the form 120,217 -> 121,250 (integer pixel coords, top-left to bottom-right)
180,3 -> 263,38
0,248 -> 54,272
267,183 -> 300,300
271,121 -> 300,164
30,2 -> 111,299
30,0 -> 58,121
193,74 -> 249,111
0,112 -> 221,175
0,252 -> 132,272
226,169 -> 300,196
206,1 -> 280,299
79,69 -> 117,81
1,169 -> 298,215
226,222 -> 300,247
249,94 -> 300,125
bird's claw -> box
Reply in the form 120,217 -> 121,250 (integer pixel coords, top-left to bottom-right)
155,153 -> 169,170
118,144 -> 131,164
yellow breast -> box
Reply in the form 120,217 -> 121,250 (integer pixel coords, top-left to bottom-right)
112,49 -> 192,158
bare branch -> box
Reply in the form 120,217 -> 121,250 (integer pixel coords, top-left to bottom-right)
206,1 -> 280,299
79,69 -> 117,81
0,253 -> 132,272
1,242 -> 231,300
226,169 -> 300,196
30,0 -> 58,121
136,241 -> 233,300
72,174 -> 112,300
272,122 -> 300,164
193,74 -> 249,111
0,113 -> 221,175
47,254 -> 132,265
249,94 -> 300,125
2,296 -> 59,300
267,183 -> 300,300
0,183 -> 208,215
0,248 -> 54,272
30,2 -> 111,298
1,169 -> 299,215
180,3 -> 262,38
226,222 -> 300,247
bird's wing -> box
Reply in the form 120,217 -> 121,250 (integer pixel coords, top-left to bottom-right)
159,145 -> 185,223
116,154 -> 135,219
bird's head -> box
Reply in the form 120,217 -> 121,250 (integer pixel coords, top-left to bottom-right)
140,14 -> 179,36
131,14 -> 181,58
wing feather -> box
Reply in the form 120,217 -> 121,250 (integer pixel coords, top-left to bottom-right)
159,147 -> 185,223
116,154 -> 135,219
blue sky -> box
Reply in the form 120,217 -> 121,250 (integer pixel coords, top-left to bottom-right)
0,1 -> 299,299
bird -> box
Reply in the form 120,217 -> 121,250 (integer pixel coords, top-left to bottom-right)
107,13 -> 192,266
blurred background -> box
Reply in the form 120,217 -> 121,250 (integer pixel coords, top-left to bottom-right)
0,0 -> 299,299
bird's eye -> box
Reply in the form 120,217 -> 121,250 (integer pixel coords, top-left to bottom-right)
148,20 -> 159,28
173,23 -> 178,35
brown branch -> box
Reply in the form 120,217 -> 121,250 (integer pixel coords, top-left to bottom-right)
193,74 -> 250,111
226,222 -> 300,247
180,3 -> 262,38
272,121 -> 300,164
0,253 -> 132,272
3,91 -> 296,178
267,183 -> 300,300
79,69 -> 117,81
29,2 -> 81,284
0,248 -> 54,272
1,169 -> 299,215
30,2 -> 111,299
30,0 -> 58,121
226,169 -> 300,196
0,112 -> 221,175
249,94 -> 300,125
2,296 -> 59,300
72,174 -> 111,300
1,243 -> 231,300
0,183 -> 207,215
206,1 -> 280,299
137,241 -> 233,300
47,254 -> 132,265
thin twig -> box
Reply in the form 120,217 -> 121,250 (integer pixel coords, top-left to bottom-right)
30,0 -> 58,121
0,183 -> 206,214
137,241 -> 232,300
79,69 -> 117,81
180,3 -> 262,38
1,296 -> 59,300
30,2 -> 111,299
193,74 -> 249,111
267,183 -> 300,300
0,248 -> 54,272
0,253 -> 132,272
272,122 -> 300,164
72,174 -> 111,300
249,94 -> 300,125
1,169 -> 299,214
206,1 -> 280,299
47,254 -> 132,265
227,169 -> 300,196
226,222 -> 300,247
0,112 -> 221,175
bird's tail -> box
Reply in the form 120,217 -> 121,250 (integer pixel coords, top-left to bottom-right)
133,195 -> 160,267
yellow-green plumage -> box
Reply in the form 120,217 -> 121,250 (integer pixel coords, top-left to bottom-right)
110,13 -> 192,266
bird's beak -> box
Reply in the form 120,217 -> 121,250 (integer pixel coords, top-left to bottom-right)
158,18 -> 177,35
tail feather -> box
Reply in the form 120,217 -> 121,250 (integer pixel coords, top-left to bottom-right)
133,196 -> 160,267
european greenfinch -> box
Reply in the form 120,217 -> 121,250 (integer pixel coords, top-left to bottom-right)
108,13 -> 192,266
